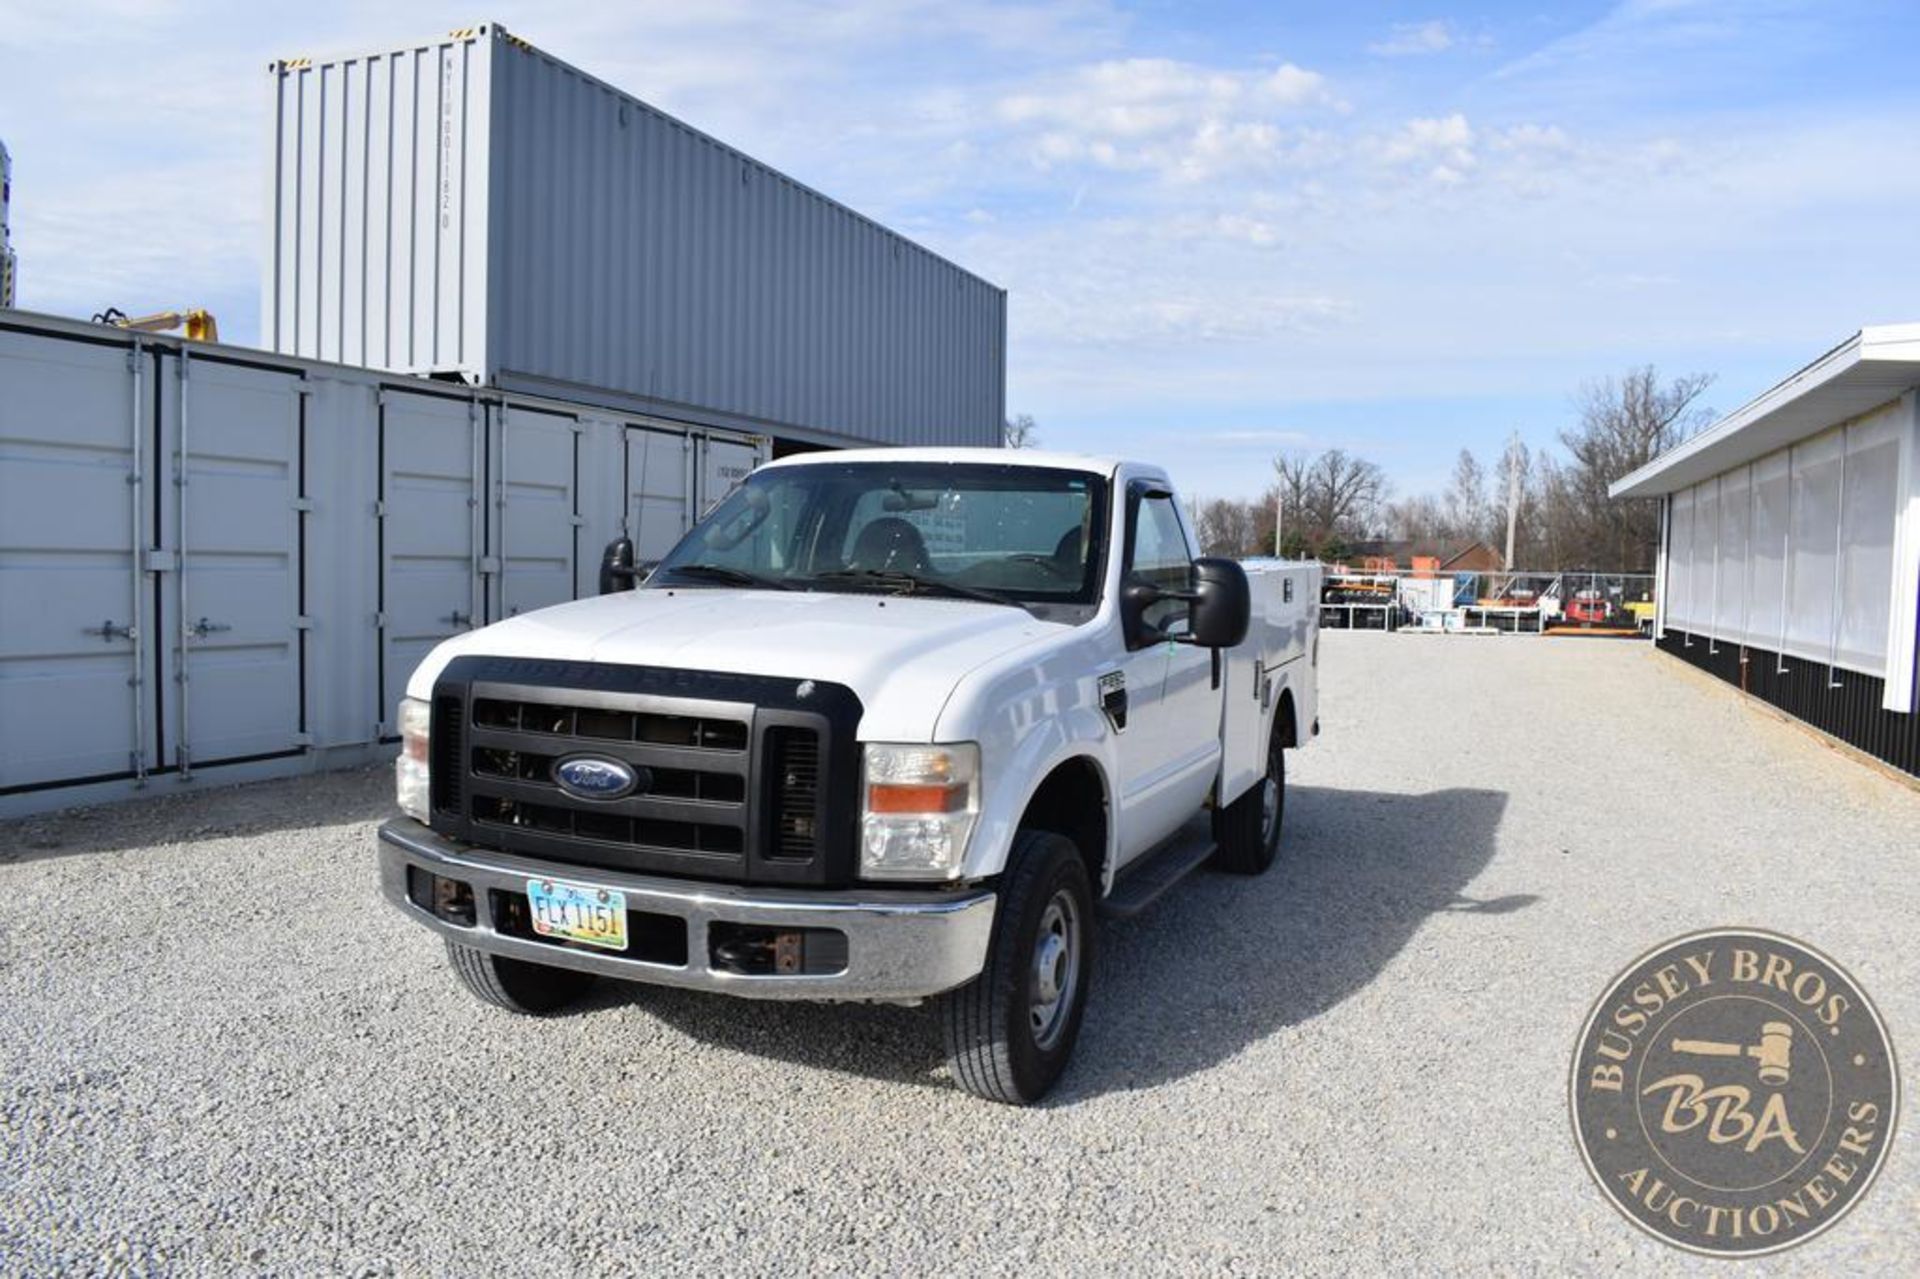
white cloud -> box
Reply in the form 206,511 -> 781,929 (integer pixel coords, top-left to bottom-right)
1370,18 -> 1501,59
994,57 -> 1342,182
1378,113 -> 1478,181
1493,123 -> 1572,153
1370,20 -> 1457,57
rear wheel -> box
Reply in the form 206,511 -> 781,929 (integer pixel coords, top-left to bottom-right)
937,830 -> 1094,1105
445,940 -> 596,1015
1212,726 -> 1285,875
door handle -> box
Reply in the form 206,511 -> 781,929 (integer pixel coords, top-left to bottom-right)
189,617 -> 232,638
83,620 -> 137,642
442,610 -> 472,628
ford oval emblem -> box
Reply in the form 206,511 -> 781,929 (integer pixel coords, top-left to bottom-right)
552,755 -> 642,801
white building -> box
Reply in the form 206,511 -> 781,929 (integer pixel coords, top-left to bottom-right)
1611,325 -> 1920,777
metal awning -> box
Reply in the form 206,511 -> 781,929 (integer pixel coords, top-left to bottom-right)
1609,324 -> 1920,498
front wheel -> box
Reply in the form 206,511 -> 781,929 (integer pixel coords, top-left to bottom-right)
1211,726 -> 1285,875
936,830 -> 1094,1105
445,940 -> 596,1015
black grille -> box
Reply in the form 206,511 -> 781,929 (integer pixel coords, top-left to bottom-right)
431,696 -> 465,814
765,726 -> 822,860
472,697 -> 749,752
428,657 -> 861,885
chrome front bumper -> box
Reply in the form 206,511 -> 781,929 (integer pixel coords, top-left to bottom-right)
377,819 -> 996,1002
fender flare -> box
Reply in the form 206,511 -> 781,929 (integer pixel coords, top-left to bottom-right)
963,705 -> 1117,888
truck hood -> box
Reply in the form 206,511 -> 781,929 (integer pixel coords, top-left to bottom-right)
405,588 -> 1069,740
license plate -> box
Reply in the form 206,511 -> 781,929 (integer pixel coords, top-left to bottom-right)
525,877 -> 628,952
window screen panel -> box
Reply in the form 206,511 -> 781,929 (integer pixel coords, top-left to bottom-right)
1836,407 -> 1903,673
1785,430 -> 1842,662
1667,487 -> 1694,628
1693,479 -> 1720,634
1715,467 -> 1750,643
1747,450 -> 1789,649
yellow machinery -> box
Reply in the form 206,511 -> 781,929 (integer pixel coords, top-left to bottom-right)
96,307 -> 220,342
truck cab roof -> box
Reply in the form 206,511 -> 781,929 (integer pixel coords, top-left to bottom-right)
761,447 -> 1145,479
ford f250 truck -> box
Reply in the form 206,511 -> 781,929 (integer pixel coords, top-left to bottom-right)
379,449 -> 1320,1103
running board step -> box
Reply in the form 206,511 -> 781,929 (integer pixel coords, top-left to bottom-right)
1101,825 -> 1215,919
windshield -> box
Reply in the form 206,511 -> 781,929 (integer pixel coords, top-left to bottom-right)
649,462 -> 1109,615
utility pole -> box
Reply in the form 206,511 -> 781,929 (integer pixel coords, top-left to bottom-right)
1274,486 -> 1284,558
0,139 -> 16,308
1503,430 -> 1522,571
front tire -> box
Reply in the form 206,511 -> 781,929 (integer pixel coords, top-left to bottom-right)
1212,726 -> 1285,875
445,940 -> 596,1015
937,830 -> 1094,1105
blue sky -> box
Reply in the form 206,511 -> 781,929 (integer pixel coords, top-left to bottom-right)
4,0 -> 1919,503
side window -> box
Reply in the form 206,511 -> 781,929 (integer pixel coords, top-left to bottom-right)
1128,492 -> 1194,640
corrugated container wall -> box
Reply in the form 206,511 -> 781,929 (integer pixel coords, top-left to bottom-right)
262,24 -> 1005,448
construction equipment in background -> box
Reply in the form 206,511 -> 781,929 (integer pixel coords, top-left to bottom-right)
93,306 -> 220,342
1,139 -> 16,307
1543,573 -> 1647,638
1320,572 -> 1400,630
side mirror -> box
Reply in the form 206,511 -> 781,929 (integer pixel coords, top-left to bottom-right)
1188,557 -> 1250,648
598,537 -> 639,594
1120,557 -> 1250,649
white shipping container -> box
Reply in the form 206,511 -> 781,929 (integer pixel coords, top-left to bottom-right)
0,309 -> 767,816
262,24 -> 1005,448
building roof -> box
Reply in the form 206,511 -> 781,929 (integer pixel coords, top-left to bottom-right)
1438,540 -> 1504,570
1609,324 -> 1920,499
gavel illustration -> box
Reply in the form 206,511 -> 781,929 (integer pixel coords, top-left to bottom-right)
1671,1021 -> 1794,1086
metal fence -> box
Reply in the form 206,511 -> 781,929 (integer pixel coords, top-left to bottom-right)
1319,569 -> 1658,635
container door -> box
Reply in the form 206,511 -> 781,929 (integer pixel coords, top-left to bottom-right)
697,434 -> 759,515
0,329 -> 156,790
156,353 -> 306,771
494,405 -> 579,618
380,390 -> 482,714
626,426 -> 695,562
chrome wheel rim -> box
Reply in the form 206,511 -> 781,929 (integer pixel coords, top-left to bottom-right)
1029,890 -> 1081,1051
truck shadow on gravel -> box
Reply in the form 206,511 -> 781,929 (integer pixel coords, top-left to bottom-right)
596,784 -> 1520,1102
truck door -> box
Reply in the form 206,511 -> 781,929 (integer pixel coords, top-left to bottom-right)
1111,484 -> 1222,864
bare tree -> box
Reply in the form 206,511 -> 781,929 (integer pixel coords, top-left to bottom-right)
1385,492 -> 1448,543
1571,367 -> 1714,569
1361,367 -> 1713,574
1446,448 -> 1490,544
1194,497 -> 1258,556
1272,448 -> 1388,556
1003,414 -> 1038,449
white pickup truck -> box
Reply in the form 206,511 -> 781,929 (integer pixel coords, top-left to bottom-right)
379,449 -> 1320,1103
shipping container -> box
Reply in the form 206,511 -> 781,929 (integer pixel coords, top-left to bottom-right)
262,24 -> 1005,449
0,309 -> 768,816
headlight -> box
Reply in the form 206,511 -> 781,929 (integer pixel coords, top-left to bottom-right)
860,743 -> 980,881
395,697 -> 431,822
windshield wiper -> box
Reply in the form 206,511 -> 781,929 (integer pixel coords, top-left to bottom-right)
661,563 -> 801,591
809,568 -> 1017,607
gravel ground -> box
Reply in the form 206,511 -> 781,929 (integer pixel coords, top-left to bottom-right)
2,633 -> 1916,1275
